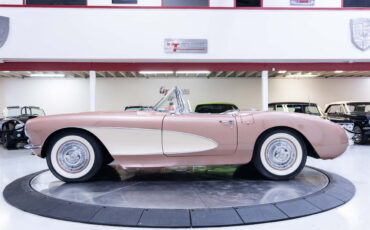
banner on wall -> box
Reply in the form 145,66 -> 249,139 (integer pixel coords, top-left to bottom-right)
0,16 -> 9,48
290,0 -> 315,6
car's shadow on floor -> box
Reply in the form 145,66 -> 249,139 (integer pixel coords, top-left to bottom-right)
89,163 -> 265,183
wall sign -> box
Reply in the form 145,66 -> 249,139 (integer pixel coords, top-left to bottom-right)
351,18 -> 370,51
164,39 -> 208,53
0,16 -> 9,48
290,0 -> 315,6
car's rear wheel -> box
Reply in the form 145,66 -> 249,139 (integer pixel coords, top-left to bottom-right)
353,126 -> 367,145
46,131 -> 103,183
252,129 -> 307,180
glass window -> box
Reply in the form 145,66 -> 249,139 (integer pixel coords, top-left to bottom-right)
27,0 -> 86,5
163,0 -> 208,7
344,0 -> 370,7
348,103 -> 370,113
276,105 -> 284,112
2,107 -> 21,117
304,105 -> 320,115
327,105 -> 340,114
236,0 -> 261,7
287,104 -> 304,113
268,105 -> 274,111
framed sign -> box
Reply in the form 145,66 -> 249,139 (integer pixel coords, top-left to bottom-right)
164,39 -> 208,54
290,0 -> 315,6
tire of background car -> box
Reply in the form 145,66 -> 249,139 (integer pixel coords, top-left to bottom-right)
46,130 -> 104,183
252,129 -> 307,180
353,126 -> 368,145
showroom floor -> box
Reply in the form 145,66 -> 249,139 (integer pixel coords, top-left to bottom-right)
0,145 -> 369,230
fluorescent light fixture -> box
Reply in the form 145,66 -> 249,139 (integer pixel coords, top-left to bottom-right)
278,70 -> 287,74
3,71 -> 10,73
30,73 -> 65,78
139,71 -> 173,75
285,72 -> 318,78
334,71 -> 344,73
176,71 -> 211,74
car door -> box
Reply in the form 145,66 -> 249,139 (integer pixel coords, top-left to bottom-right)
162,113 -> 237,156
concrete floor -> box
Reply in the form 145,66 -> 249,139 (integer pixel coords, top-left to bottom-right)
0,145 -> 369,230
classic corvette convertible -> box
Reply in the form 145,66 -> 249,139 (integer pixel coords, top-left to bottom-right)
25,87 -> 348,182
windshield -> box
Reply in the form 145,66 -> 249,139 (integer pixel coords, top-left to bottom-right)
3,107 -> 21,117
347,103 -> 370,113
30,107 -> 45,116
154,87 -> 188,113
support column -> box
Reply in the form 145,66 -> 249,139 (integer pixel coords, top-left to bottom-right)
261,70 -> 269,111
89,70 -> 96,112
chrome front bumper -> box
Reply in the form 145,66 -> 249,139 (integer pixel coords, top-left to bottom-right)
24,144 -> 41,150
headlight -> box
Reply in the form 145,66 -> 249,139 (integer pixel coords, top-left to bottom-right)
15,123 -> 24,130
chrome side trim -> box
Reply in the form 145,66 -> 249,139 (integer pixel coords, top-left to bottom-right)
24,144 -> 42,150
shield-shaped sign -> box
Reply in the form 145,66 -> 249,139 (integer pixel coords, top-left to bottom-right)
0,16 -> 9,48
351,18 -> 370,51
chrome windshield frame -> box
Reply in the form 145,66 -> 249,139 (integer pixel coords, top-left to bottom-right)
153,86 -> 189,114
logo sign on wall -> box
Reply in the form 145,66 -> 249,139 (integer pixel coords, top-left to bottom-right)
290,0 -> 315,6
164,39 -> 208,54
0,16 -> 9,48
351,18 -> 370,51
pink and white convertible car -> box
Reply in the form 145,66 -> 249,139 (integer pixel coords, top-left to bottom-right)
25,87 -> 348,182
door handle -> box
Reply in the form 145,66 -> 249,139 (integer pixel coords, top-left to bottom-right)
219,120 -> 234,128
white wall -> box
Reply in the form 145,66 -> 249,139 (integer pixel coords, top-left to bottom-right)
269,78 -> 370,109
0,8 -> 369,62
95,78 -> 262,111
0,78 -> 89,115
1,77 -> 370,115
264,0 -> 341,8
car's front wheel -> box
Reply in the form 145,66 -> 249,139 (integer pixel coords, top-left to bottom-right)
46,131 -> 103,183
353,126 -> 368,145
252,129 -> 307,180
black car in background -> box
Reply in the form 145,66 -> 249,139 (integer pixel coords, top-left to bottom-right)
124,106 -> 153,111
268,102 -> 324,117
0,106 -> 45,149
194,103 -> 239,114
325,102 -> 370,145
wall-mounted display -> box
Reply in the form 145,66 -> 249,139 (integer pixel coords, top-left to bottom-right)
162,0 -> 208,7
25,86 -> 348,183
351,18 -> 370,51
27,0 -> 86,5
0,16 -> 9,48
236,0 -> 261,7
290,0 -> 315,6
344,0 -> 370,7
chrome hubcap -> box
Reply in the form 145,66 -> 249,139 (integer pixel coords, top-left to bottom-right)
353,127 -> 362,143
57,141 -> 90,173
266,139 -> 297,170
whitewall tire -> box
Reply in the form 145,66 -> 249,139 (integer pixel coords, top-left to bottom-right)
253,129 -> 307,180
46,131 -> 103,183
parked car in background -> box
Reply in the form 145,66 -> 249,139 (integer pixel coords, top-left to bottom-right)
0,106 -> 45,149
194,103 -> 239,114
124,106 -> 153,111
268,102 -> 324,117
325,101 -> 370,145
269,102 -> 354,143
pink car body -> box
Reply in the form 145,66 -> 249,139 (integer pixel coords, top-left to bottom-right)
24,87 -> 348,182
